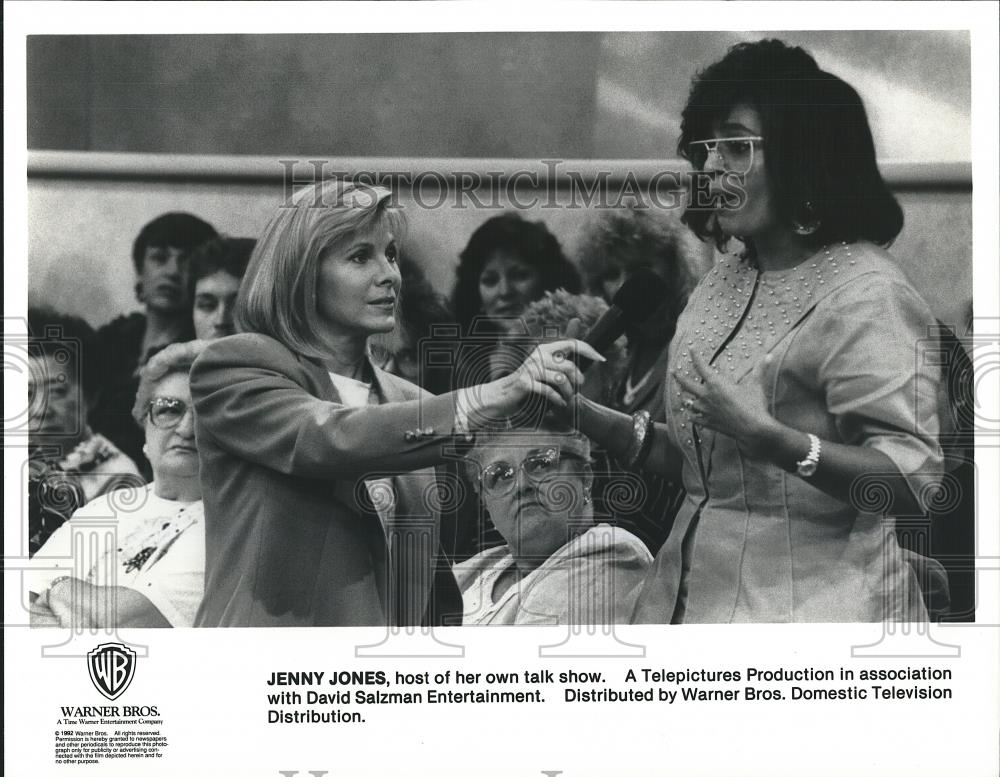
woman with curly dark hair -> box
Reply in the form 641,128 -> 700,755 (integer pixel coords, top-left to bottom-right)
563,39 -> 942,622
450,213 -> 581,333
448,213 -> 581,392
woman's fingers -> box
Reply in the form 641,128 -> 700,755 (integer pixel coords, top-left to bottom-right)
544,364 -> 578,402
525,354 -> 582,391
681,397 -> 710,426
527,380 -> 567,408
673,369 -> 704,397
509,337 -> 604,411
549,356 -> 585,389
525,346 -> 586,390
543,339 -> 606,364
688,349 -> 715,382
689,399 -> 709,419
516,357 -> 574,404
689,348 -> 707,369
754,353 -> 774,388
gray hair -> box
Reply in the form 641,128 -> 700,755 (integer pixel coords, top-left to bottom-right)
132,340 -> 208,425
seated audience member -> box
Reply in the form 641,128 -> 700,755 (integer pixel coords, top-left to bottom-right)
189,236 -> 256,341
454,290 -> 626,558
27,307 -> 142,556
576,208 -> 701,552
449,213 -> 581,390
452,213 -> 582,334
90,212 -> 217,477
454,420 -> 651,625
29,341 -> 207,628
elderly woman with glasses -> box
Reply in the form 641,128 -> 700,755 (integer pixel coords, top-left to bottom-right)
28,341 -> 208,628
561,39 -> 943,623
454,420 -> 651,626
189,180 -> 601,628
449,290 -> 630,559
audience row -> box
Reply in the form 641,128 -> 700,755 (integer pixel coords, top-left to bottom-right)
25,38 -> 976,628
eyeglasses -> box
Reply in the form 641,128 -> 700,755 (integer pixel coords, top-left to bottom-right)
479,447 -> 588,497
686,136 -> 764,175
146,397 -> 193,429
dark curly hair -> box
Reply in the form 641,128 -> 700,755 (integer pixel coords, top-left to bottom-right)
577,207 -> 698,343
450,213 -> 582,332
679,39 -> 903,252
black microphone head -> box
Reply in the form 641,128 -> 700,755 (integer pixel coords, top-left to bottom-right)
611,267 -> 670,327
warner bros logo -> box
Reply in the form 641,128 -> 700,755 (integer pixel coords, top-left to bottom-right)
88,643 -> 137,701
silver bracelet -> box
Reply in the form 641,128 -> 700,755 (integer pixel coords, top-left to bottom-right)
622,410 -> 654,469
795,433 -> 821,478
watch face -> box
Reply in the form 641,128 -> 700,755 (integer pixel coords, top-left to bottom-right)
798,460 -> 818,477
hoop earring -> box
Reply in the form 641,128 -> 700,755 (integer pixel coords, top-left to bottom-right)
792,201 -> 820,236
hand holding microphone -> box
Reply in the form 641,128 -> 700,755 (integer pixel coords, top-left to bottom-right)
476,269 -> 668,418
486,338 -> 606,413
477,268 -> 670,421
571,267 -> 670,372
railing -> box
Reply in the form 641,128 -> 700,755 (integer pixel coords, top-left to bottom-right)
27,151 -> 972,192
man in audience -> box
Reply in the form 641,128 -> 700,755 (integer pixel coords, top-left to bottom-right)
90,212 -> 217,477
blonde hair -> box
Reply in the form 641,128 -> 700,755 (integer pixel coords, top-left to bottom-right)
236,180 -> 406,359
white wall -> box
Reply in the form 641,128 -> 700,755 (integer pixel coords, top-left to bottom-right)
26,161 -> 971,332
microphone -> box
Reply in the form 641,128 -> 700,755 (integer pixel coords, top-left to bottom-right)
574,267 -> 669,370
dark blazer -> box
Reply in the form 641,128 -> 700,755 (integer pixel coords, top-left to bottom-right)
190,333 -> 462,627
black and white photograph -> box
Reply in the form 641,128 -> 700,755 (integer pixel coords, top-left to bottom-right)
5,2 -> 999,776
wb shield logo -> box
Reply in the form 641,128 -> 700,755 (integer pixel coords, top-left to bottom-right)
88,643 -> 136,700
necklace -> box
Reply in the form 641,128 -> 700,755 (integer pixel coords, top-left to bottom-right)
622,361 -> 656,406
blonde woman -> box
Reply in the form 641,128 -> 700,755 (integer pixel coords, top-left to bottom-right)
190,180 -> 601,627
